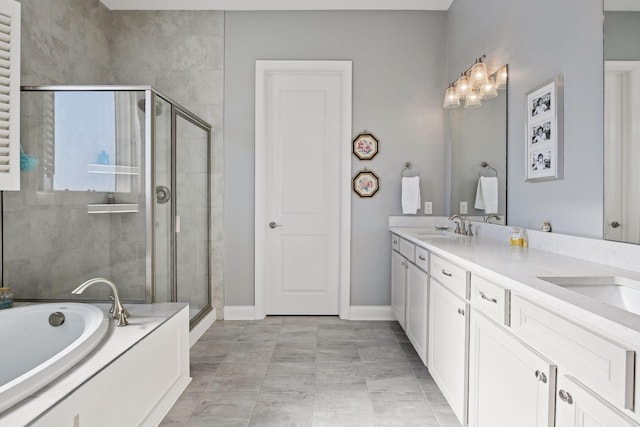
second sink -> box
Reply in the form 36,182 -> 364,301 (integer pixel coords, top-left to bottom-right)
538,276 -> 640,316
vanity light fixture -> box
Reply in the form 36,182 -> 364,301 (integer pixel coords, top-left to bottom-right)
495,65 -> 508,90
469,56 -> 489,89
442,55 -> 507,109
443,83 -> 461,108
480,75 -> 498,99
454,72 -> 471,99
464,89 -> 482,109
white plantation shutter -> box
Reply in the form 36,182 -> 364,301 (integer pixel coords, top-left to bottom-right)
0,0 -> 19,191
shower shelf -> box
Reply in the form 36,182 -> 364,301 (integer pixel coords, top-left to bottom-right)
87,204 -> 139,214
87,164 -> 140,175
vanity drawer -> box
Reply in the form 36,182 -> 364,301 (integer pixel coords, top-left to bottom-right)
399,238 -> 415,263
415,246 -> 429,272
391,234 -> 400,252
470,275 -> 510,326
511,295 -> 635,410
430,254 -> 469,300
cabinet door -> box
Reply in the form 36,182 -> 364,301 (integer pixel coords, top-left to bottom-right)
556,375 -> 640,427
391,250 -> 407,329
468,309 -> 556,427
406,262 -> 428,366
429,278 -> 467,424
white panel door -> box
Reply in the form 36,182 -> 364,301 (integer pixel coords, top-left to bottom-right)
391,250 -> 407,329
556,375 -> 640,427
429,278 -> 468,425
406,262 -> 428,366
256,61 -> 351,315
468,309 -> 556,427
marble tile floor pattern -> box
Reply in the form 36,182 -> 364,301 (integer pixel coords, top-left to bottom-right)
161,316 -> 461,427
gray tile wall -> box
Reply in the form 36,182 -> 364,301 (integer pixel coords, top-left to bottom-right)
110,10 -> 224,316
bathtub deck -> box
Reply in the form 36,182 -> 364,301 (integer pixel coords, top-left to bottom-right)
0,302 -> 187,426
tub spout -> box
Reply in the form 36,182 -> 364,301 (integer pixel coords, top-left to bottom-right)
72,278 -> 130,326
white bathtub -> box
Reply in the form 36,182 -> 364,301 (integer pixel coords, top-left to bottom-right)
0,303 -> 109,413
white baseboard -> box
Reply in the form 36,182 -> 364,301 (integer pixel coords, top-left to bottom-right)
349,306 -> 395,321
189,308 -> 216,347
221,305 -> 395,321
223,305 -> 256,320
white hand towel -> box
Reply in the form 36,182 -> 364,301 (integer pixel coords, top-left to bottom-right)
474,176 -> 499,214
402,176 -> 421,215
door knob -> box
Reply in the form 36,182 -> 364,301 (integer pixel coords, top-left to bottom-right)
609,221 -> 621,228
269,221 -> 283,229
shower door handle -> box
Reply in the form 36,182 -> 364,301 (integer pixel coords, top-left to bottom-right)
156,185 -> 171,204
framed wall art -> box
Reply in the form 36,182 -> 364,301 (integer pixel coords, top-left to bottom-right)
353,132 -> 379,160
353,170 -> 379,197
525,75 -> 564,181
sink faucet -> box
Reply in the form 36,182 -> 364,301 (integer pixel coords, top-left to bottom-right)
72,278 -> 130,326
484,214 -> 503,224
448,214 -> 467,235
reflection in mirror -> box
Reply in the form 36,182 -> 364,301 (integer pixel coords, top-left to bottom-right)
448,66 -> 508,224
604,9 -> 640,244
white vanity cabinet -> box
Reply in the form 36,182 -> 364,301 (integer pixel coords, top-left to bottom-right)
429,256 -> 469,425
390,233 -> 429,365
468,309 -> 556,427
391,248 -> 407,329
555,375 -> 640,427
406,261 -> 428,365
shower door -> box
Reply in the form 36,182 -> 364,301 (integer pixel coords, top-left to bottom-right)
153,94 -> 211,326
174,110 -> 210,324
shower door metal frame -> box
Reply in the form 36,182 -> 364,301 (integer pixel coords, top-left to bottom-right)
170,103 -> 213,328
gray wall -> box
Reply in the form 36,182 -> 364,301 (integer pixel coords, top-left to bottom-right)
446,0 -> 604,238
224,11 -> 448,306
604,12 -> 640,60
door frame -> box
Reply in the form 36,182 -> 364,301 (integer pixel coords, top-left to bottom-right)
254,60 -> 352,320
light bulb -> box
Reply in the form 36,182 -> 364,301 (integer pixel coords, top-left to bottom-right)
464,90 -> 482,109
470,59 -> 489,89
480,76 -> 498,99
455,74 -> 471,99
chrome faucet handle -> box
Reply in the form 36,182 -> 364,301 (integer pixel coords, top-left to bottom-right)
466,224 -> 474,236
454,222 -> 461,234
460,218 -> 467,235
116,311 -> 129,327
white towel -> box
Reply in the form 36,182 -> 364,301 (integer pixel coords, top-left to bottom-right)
402,176 -> 421,215
474,176 -> 499,214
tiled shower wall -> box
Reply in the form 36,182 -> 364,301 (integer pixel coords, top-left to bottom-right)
5,1 -> 224,313
3,0 -> 117,299
110,11 -> 225,317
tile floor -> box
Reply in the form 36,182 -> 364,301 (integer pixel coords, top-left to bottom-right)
161,316 -> 461,427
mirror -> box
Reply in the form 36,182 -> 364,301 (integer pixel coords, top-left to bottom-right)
604,8 -> 640,244
448,66 -> 508,224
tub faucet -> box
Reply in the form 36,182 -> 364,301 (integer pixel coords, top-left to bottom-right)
72,278 -> 130,326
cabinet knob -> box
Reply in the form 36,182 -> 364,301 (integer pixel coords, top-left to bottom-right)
393,239 -> 398,244
535,370 -> 547,383
457,308 -> 465,316
558,390 -> 573,405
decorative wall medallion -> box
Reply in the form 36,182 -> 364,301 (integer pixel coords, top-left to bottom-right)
353,170 -> 379,197
353,133 -> 379,160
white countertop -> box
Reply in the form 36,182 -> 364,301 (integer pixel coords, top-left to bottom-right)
0,302 -> 188,426
390,227 -> 640,349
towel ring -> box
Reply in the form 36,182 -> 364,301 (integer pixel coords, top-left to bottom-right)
479,161 -> 498,177
401,162 -> 419,178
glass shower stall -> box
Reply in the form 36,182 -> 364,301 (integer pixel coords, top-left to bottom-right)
2,86 -> 212,327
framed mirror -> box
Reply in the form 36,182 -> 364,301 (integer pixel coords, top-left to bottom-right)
448,66 -> 508,224
604,6 -> 640,244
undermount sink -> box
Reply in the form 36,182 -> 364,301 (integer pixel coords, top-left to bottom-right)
410,230 -> 465,239
538,276 -> 640,316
